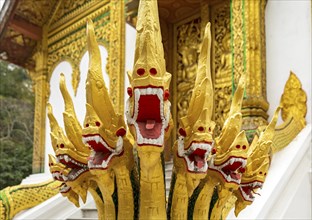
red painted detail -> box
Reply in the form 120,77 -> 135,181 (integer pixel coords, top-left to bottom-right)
239,167 -> 246,173
212,148 -> 217,154
164,89 -> 170,101
86,123 -> 89,127
209,127 -> 211,132
179,128 -> 186,137
60,144 -> 64,148
259,171 -> 263,174
137,68 -> 145,76
96,121 -> 101,127
242,145 -> 246,149
198,126 -> 204,132
127,87 -> 133,97
236,145 -> 241,149
149,68 -> 157,75
116,128 -> 126,137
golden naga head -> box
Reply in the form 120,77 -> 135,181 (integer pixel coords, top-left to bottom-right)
125,0 -> 172,151
234,107 -> 280,216
47,103 -> 88,175
173,23 -> 215,195
48,154 -> 83,207
82,19 -> 130,173
209,75 -> 249,188
48,73 -> 96,203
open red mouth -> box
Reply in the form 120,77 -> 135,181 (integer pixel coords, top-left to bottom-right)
127,87 -> 170,146
137,94 -> 162,139
82,134 -> 123,169
239,181 -> 263,202
178,139 -> 213,173
54,154 -> 88,181
209,156 -> 246,184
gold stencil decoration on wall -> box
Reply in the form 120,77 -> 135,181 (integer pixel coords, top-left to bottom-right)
211,2 -> 231,135
176,17 -> 201,124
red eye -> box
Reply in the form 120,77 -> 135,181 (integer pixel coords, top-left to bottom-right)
60,144 -> 64,148
236,145 -> 241,149
179,128 -> 186,137
164,90 -> 170,101
116,128 -> 126,137
212,148 -> 217,154
137,68 -> 145,76
198,126 -> 204,132
96,121 -> 101,127
56,145 -> 59,148
264,173 -> 267,176
259,171 -> 263,174
242,145 -> 246,150
149,68 -> 157,75
209,127 -> 211,132
127,87 -> 133,97
86,123 -> 89,127
50,163 -> 54,166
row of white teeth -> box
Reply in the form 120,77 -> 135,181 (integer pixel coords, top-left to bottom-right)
57,155 -> 87,168
60,184 -> 70,193
177,137 -> 211,172
52,167 -> 88,181
68,168 -> 88,180
240,187 -> 255,201
209,157 -> 247,184
84,136 -> 123,169
126,88 -> 171,146
82,135 -> 123,153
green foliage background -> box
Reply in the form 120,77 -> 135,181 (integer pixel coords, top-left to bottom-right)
0,60 -> 34,189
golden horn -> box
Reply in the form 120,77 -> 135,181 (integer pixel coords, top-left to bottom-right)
59,73 -> 88,153
86,19 -> 116,127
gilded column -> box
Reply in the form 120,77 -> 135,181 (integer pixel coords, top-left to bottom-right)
30,26 -> 48,173
108,0 -> 125,115
231,0 -> 268,140
30,65 -> 48,173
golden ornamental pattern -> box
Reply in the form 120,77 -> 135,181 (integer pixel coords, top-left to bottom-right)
176,17 -> 201,128
211,2 -> 231,135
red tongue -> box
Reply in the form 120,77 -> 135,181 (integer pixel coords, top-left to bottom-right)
93,152 -> 105,165
230,172 -> 241,180
194,155 -> 205,169
146,120 -> 156,130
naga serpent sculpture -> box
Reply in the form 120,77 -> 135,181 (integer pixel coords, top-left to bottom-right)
44,0 -> 306,219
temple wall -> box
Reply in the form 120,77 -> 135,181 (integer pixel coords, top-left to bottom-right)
266,0 -> 311,124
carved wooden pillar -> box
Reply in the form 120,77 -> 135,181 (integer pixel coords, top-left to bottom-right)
231,0 -> 269,139
30,72 -> 48,173
30,26 -> 48,173
109,0 -> 125,115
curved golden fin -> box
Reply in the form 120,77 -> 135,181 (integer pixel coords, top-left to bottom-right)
259,106 -> 281,143
47,103 -> 61,152
86,19 -> 116,128
215,74 -> 246,147
249,107 -> 281,160
59,73 -> 88,154
181,23 -> 214,131
133,0 -> 166,77
280,71 -> 307,126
